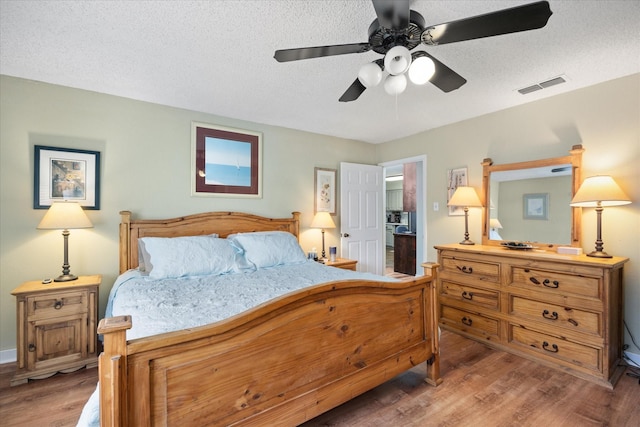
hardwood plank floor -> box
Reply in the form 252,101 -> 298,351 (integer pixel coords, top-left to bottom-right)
1,331 -> 638,426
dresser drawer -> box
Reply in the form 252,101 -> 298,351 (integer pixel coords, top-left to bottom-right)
440,305 -> 500,342
510,296 -> 601,336
510,267 -> 600,299
440,281 -> 499,310
441,255 -> 500,284
27,291 -> 87,320
509,324 -> 600,373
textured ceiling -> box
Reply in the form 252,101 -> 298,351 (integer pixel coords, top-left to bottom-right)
1,0 -> 639,144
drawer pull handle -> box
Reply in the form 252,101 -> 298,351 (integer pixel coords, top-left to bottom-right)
529,277 -> 541,285
568,318 -> 579,327
542,310 -> 558,320
28,344 -> 36,352
457,265 -> 473,274
461,317 -> 473,326
462,291 -> 474,300
543,279 -> 560,288
542,341 -> 559,353
54,300 -> 63,310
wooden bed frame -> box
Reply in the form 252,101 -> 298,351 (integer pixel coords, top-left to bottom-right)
98,211 -> 441,426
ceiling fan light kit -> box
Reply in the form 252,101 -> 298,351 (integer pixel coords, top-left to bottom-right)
274,0 -> 553,102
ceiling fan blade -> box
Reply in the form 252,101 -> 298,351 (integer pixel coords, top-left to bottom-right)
339,79 -> 367,102
421,1 -> 552,46
274,43 -> 371,62
420,52 -> 467,93
372,0 -> 410,31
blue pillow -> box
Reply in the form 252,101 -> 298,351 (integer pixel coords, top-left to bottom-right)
140,235 -> 236,279
228,231 -> 307,269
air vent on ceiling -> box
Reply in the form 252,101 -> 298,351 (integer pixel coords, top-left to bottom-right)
517,75 -> 567,95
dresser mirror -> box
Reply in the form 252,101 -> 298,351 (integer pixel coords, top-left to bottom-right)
481,145 -> 584,249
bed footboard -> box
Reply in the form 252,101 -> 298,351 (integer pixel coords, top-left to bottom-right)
98,270 -> 440,426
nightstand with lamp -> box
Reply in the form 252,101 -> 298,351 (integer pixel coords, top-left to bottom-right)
11,201 -> 101,385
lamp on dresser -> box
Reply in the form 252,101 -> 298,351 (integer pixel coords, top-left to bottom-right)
311,211 -> 336,260
570,175 -> 631,258
448,186 -> 483,245
37,200 -> 93,281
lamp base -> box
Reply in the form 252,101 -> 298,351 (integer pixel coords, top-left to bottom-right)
459,239 -> 475,245
54,274 -> 78,282
586,250 -> 612,259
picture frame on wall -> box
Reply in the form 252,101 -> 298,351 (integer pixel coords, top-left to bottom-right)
447,167 -> 468,216
523,193 -> 549,220
34,145 -> 101,210
314,167 -> 337,215
191,122 -> 262,198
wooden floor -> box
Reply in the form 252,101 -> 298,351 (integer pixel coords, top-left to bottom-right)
1,331 -> 638,426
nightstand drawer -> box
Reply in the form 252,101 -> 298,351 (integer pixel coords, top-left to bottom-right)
27,290 -> 87,320
510,267 -> 600,299
510,296 -> 601,336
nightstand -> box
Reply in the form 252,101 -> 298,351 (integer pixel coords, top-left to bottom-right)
11,275 -> 101,386
324,258 -> 358,271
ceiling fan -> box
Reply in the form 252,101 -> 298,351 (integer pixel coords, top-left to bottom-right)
274,0 -> 553,102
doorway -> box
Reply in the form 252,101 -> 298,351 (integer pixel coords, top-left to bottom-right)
380,155 -> 427,276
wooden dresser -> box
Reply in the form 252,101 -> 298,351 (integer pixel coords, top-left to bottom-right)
435,244 -> 628,388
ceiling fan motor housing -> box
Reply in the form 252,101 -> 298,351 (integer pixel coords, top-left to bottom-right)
368,10 -> 426,54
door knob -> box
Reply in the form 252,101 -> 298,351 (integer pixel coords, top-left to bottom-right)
342,233 -> 350,238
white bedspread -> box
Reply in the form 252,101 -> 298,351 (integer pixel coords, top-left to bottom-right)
77,261 -> 394,426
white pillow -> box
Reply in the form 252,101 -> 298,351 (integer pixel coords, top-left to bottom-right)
140,235 -> 235,279
138,233 -> 218,274
228,231 -> 307,269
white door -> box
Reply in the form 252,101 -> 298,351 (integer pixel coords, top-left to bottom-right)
340,162 -> 384,275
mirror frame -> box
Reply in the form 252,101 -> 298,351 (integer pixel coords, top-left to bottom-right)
481,144 -> 584,249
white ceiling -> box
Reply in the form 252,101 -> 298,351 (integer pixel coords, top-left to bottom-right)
1,1 -> 639,144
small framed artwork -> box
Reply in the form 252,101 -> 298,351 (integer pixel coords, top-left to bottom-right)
191,122 -> 262,198
34,145 -> 101,209
523,193 -> 549,220
447,167 -> 468,216
314,167 -> 337,215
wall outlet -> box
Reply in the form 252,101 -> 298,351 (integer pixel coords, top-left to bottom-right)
433,202 -> 439,211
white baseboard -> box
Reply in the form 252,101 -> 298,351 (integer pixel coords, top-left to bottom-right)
625,350 -> 640,367
0,348 -> 17,364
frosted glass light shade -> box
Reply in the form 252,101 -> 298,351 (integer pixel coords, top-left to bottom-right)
358,62 -> 383,88
384,46 -> 412,75
384,74 -> 407,95
408,56 -> 436,85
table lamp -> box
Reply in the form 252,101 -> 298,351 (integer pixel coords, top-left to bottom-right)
570,175 -> 631,258
37,201 -> 93,281
448,186 -> 483,245
310,211 -> 336,260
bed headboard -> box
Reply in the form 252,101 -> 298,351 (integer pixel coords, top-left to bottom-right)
119,210 -> 301,274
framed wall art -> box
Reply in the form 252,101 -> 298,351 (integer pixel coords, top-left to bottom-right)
34,145 -> 101,209
523,193 -> 549,220
314,167 -> 337,215
447,167 -> 468,216
191,122 -> 262,198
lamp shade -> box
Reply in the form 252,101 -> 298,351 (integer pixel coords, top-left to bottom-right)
384,74 -> 407,95
310,212 -> 336,229
37,201 -> 93,230
447,187 -> 483,208
489,218 -> 503,229
570,176 -> 631,207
